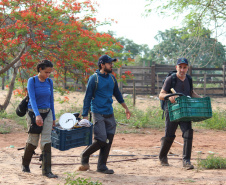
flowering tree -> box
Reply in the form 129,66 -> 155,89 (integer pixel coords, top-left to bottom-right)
0,0 -> 129,111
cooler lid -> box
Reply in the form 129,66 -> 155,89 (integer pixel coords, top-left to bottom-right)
59,113 -> 78,129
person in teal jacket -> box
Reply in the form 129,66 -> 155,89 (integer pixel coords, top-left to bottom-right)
78,55 -> 131,174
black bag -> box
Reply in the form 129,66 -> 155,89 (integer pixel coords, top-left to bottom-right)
16,95 -> 29,117
16,77 -> 35,117
28,110 -> 50,134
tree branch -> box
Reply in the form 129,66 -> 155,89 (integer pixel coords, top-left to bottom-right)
0,46 -> 26,75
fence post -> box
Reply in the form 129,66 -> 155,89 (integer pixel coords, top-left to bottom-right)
157,74 -> 159,94
151,64 -> 156,95
204,73 -> 206,96
189,65 -> 193,76
133,80 -> 136,106
223,65 -> 225,96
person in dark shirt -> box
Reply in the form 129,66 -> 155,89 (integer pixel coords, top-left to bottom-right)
159,58 -> 201,170
21,60 -> 57,178
78,55 -> 131,174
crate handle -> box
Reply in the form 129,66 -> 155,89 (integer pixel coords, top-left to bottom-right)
164,93 -> 185,100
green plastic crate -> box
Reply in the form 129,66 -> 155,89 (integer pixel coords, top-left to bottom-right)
168,96 -> 212,122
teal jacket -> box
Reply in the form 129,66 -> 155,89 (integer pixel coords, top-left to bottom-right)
82,70 -> 124,117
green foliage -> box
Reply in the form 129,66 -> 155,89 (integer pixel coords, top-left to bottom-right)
113,98 -> 165,129
197,154 -> 226,169
106,32 -> 153,66
65,172 -> 102,185
149,27 -> 225,67
145,0 -> 225,39
198,110 -> 226,130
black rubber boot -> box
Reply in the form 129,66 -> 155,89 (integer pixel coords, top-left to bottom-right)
22,143 -> 36,173
183,129 -> 194,170
42,143 -> 58,178
159,136 -> 175,166
78,140 -> 104,171
97,134 -> 114,174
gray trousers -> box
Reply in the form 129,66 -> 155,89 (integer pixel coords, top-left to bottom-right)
92,113 -> 116,143
165,110 -> 192,137
26,109 -> 53,151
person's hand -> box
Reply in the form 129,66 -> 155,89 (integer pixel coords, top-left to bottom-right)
83,116 -> 88,120
169,96 -> 176,103
36,115 -> 43,126
125,109 -> 131,119
52,120 -> 56,127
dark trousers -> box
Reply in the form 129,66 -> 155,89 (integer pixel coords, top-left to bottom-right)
92,113 -> 116,143
165,110 -> 192,137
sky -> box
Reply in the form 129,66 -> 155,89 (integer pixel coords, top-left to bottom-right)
93,0 -> 225,49
93,0 -> 184,49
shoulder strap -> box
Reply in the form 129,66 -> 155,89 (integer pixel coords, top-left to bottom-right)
92,73 -> 98,99
170,73 -> 177,91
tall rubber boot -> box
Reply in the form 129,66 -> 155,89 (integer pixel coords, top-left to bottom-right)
22,143 -> 36,172
78,140 -> 105,171
42,143 -> 58,178
182,129 -> 194,170
159,136 -> 175,166
97,134 -> 114,174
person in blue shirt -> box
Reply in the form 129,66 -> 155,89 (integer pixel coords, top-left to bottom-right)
78,55 -> 131,174
21,60 -> 57,178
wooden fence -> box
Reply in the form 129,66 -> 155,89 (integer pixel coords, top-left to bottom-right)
117,64 -> 226,97
2,64 -> 225,97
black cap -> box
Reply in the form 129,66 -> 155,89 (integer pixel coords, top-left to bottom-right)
177,58 -> 188,65
98,55 -> 117,66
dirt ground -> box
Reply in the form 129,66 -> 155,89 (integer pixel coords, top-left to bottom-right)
1,90 -> 226,185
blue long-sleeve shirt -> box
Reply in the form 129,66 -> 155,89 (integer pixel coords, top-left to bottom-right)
82,70 -> 124,117
27,75 -> 55,120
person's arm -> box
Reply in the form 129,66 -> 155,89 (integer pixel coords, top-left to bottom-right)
49,79 -> 56,126
27,77 -> 43,126
121,102 -> 131,119
159,89 -> 177,103
27,77 -> 40,116
113,78 -> 131,119
113,78 -> 124,103
159,77 -> 177,103
82,75 -> 95,119
191,90 -> 201,98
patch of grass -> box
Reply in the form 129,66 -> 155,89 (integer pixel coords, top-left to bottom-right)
197,110 -> 226,130
197,154 -> 226,169
6,113 -> 27,128
114,98 -> 165,129
65,172 -> 102,185
0,124 -> 11,134
184,179 -> 196,183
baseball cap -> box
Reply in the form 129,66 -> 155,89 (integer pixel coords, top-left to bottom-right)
177,58 -> 188,65
98,55 -> 117,65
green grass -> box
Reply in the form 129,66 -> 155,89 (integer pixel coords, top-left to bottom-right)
0,124 -> 11,134
197,154 -> 226,169
197,110 -> 226,130
113,98 -> 165,129
65,172 -> 102,185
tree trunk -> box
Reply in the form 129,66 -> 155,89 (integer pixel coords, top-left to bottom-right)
1,75 -> 5,90
0,65 -> 19,112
